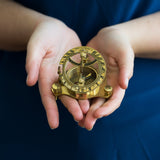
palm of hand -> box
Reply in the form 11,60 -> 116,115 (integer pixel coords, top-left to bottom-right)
26,19 -> 84,129
78,28 -> 134,130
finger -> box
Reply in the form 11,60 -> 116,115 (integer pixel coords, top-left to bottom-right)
26,39 -> 46,86
118,48 -> 134,89
78,116 -> 85,128
78,100 -> 90,114
39,63 -> 59,129
78,99 -> 90,128
83,98 -> 105,131
86,37 -> 98,50
39,79 -> 59,129
59,96 -> 83,122
94,87 -> 125,118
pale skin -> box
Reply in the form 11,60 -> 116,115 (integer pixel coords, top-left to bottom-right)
1,0 -> 160,130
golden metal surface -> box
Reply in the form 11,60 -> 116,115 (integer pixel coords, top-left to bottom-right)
52,46 -> 112,100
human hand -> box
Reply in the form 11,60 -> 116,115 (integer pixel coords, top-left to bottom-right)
25,18 -> 89,129
78,28 -> 135,130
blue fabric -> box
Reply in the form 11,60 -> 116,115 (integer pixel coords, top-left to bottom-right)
0,0 -> 160,159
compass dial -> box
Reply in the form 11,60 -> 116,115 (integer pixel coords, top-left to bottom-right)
59,46 -> 106,93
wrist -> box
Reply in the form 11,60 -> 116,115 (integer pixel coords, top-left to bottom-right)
102,25 -> 137,55
0,0 -> 67,51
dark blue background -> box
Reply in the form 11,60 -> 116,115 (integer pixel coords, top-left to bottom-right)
0,0 -> 160,159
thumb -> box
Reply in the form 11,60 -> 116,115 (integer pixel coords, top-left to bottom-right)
25,41 -> 46,86
118,48 -> 134,89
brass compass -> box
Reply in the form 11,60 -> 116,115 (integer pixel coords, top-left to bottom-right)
52,46 -> 112,100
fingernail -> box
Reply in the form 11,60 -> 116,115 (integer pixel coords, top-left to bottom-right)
87,127 -> 93,131
87,128 -> 93,131
50,125 -> 58,130
125,78 -> 129,88
99,113 -> 104,119
74,119 -> 79,123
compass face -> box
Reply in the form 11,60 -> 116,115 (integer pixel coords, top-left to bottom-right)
67,66 -> 97,85
59,46 -> 106,93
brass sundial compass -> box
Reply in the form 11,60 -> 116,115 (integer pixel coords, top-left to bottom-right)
52,46 -> 112,100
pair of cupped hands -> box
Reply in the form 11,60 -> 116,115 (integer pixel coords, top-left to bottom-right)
25,18 -> 134,131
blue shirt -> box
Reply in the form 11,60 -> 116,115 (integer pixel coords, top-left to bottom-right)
0,0 -> 160,159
